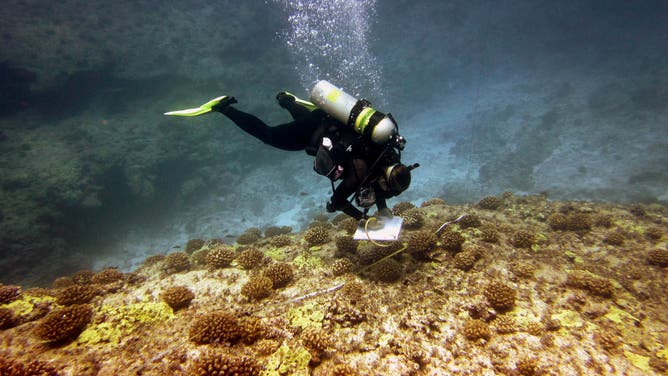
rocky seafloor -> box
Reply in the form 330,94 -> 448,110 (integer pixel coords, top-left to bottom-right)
1,194 -> 667,375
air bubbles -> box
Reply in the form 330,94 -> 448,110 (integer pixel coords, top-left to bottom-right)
274,0 -> 384,103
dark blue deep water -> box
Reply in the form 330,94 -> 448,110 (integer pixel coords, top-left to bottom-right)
1,0 -> 666,285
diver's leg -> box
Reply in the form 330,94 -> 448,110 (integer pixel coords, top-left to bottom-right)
277,92 -> 312,120
217,106 -> 313,151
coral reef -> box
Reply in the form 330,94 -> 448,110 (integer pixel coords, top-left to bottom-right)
1,197 -> 667,375
161,286 -> 195,311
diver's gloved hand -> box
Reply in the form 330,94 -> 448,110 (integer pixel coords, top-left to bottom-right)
376,208 -> 393,218
211,96 -> 237,112
276,92 -> 295,107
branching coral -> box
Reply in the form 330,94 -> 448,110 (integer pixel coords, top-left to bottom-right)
262,262 -> 294,289
509,262 -> 536,279
480,224 -> 499,243
400,208 -> 425,229
91,268 -> 124,284
335,236 -> 358,255
477,196 -> 503,210
237,229 -> 261,245
516,358 -> 539,376
462,319 -> 491,341
547,213 -> 569,231
33,304 -> 93,343
603,231 -> 625,246
161,286 -> 195,311
644,227 -> 664,240
338,217 -> 359,235
566,213 -> 592,231
265,225 -> 292,237
189,349 -> 261,376
458,213 -> 482,229
392,201 -> 416,215
648,248 -> 668,267
205,245 -> 236,269
189,311 -> 242,345
440,230 -> 465,253
331,258 -> 354,276
0,357 -> 59,376
0,307 -> 16,330
269,234 -> 292,247
185,238 -> 205,254
240,276 -> 273,301
0,284 -> 21,304
511,230 -> 534,248
72,270 -> 95,285
163,252 -> 191,274
237,248 -> 268,270
484,282 -> 516,311
369,259 -> 403,282
300,327 -> 331,363
493,314 -> 517,334
453,250 -> 478,271
421,197 -> 446,207
565,271 -> 614,297
304,226 -> 331,246
56,285 -> 98,306
407,230 -> 438,258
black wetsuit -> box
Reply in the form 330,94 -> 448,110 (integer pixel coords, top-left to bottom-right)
218,97 -> 391,219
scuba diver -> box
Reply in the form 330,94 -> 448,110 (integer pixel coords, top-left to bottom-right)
165,80 -> 417,222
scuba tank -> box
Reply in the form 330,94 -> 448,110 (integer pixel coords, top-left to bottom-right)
309,80 -> 405,148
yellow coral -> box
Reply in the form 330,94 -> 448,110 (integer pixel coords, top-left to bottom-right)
77,301 -> 174,346
287,302 -> 325,329
264,344 -> 311,376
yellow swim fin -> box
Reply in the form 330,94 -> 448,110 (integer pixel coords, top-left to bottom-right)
164,95 -> 230,117
283,91 -> 318,111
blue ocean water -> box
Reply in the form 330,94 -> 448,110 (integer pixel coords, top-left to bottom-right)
0,0 -> 666,285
